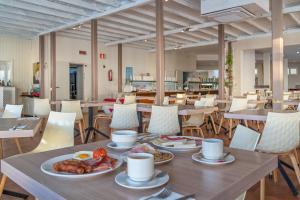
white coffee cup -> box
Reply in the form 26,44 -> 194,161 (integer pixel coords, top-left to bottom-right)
202,138 -> 224,160
111,130 -> 137,147
127,153 -> 154,182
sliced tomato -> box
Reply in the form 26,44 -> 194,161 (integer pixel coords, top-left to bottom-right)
93,147 -> 107,160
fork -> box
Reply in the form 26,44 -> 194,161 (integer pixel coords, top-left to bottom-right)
144,187 -> 172,200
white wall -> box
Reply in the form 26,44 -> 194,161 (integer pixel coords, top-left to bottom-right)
240,50 -> 256,94
0,35 -> 39,103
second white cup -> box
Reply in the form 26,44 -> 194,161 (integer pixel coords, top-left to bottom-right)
202,138 -> 224,160
127,153 -> 154,182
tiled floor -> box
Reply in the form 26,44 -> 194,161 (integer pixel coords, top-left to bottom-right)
1,116 -> 299,200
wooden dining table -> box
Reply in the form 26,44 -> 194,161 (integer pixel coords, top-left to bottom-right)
1,140 -> 277,200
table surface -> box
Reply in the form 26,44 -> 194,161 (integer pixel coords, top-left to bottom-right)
0,118 -> 41,138
224,109 -> 296,121
1,140 -> 277,200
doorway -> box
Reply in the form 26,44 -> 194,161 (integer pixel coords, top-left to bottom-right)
69,64 -> 84,100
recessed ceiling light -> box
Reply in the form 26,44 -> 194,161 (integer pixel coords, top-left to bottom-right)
297,51 -> 300,54
144,39 -> 148,42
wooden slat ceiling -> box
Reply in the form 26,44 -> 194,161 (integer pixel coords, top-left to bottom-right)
1,0 -> 300,51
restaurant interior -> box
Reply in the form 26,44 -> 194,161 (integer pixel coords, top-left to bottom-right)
1,0 -> 300,199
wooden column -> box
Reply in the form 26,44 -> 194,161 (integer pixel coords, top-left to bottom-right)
118,43 -> 122,93
218,24 -> 225,99
50,32 -> 56,102
155,0 -> 165,105
271,0 -> 284,110
91,19 -> 98,100
39,35 -> 45,98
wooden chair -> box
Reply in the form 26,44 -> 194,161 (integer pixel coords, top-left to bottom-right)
256,112 -> 300,199
2,104 -> 24,154
217,98 -> 248,138
0,111 -> 76,198
61,101 -> 85,143
33,98 -> 51,133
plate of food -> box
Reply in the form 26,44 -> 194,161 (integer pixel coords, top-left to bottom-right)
41,147 -> 123,178
151,135 -> 202,152
121,143 -> 174,165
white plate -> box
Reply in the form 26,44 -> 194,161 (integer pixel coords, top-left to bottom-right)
106,142 -> 135,151
121,150 -> 174,165
41,153 -> 123,178
115,170 -> 169,190
192,152 -> 235,165
151,136 -> 202,152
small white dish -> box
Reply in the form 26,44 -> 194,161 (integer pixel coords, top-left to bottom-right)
192,152 -> 235,165
115,170 -> 169,190
151,136 -> 202,152
107,142 -> 135,150
73,151 -> 93,161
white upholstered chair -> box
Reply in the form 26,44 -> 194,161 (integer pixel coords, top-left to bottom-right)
110,103 -> 139,132
33,98 -> 51,133
218,98 -> 248,138
148,106 -> 180,135
2,104 -> 24,154
163,96 -> 170,106
61,101 -> 85,143
0,111 -> 76,197
230,125 -> 260,200
2,104 -> 23,118
283,93 -> 291,110
297,103 -> 300,111
256,112 -> 300,186
32,111 -> 76,153
246,94 -> 258,109
124,95 -> 136,104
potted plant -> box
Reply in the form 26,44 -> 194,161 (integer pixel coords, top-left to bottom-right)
225,42 -> 233,96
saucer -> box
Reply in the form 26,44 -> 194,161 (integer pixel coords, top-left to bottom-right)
192,152 -> 235,165
115,170 -> 169,190
106,142 -> 135,150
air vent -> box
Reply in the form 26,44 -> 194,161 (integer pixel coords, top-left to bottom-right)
203,7 -> 255,23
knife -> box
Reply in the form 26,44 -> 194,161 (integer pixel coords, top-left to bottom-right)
174,193 -> 196,200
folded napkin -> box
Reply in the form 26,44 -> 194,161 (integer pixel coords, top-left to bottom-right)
139,188 -> 195,200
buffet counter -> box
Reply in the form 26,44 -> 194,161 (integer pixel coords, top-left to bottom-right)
131,89 -> 218,97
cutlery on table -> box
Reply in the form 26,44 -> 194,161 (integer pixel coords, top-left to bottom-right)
12,124 -> 22,130
143,187 -> 172,200
174,193 -> 196,200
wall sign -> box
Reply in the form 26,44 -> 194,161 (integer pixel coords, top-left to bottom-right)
99,53 -> 105,59
79,50 -> 87,55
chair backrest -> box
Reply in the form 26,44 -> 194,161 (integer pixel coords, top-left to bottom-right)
33,98 -> 51,117
163,96 -> 169,105
246,94 -> 258,109
110,103 -> 139,129
283,93 -> 290,101
195,97 -> 214,107
124,95 -> 136,104
298,103 -> 300,111
148,105 -> 180,135
2,104 -> 23,118
230,125 -> 260,151
229,98 -> 248,112
175,93 -> 186,105
256,112 -> 300,153
61,101 -> 83,120
32,111 -> 76,153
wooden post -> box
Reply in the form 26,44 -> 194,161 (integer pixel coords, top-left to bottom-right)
218,24 -> 225,99
155,0 -> 165,105
91,19 -> 98,100
271,0 -> 284,110
50,32 -> 56,102
118,43 -> 122,93
39,35 -> 45,98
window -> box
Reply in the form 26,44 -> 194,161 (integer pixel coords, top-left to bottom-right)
288,68 -> 297,75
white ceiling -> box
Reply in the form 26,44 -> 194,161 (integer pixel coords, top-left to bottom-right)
1,0 -> 300,51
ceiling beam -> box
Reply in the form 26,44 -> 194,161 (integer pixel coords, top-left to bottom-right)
39,0 -> 153,35
246,20 -> 269,33
289,13 -> 300,25
229,23 -> 253,35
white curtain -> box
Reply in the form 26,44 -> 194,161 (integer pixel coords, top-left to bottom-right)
0,61 -> 12,82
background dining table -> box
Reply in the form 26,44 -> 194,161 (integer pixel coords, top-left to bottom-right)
1,140 -> 277,200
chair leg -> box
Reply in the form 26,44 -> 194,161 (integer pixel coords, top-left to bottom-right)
256,121 -> 260,131
243,120 -> 248,127
14,138 -> 23,154
209,114 -> 217,134
217,116 -> 224,134
0,175 -> 7,198
0,139 -> 3,159
260,177 -> 265,200
273,169 -> 279,183
289,152 -> 300,185
198,128 -> 204,138
229,119 -> 233,139
78,120 -> 85,144
294,149 -> 300,165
